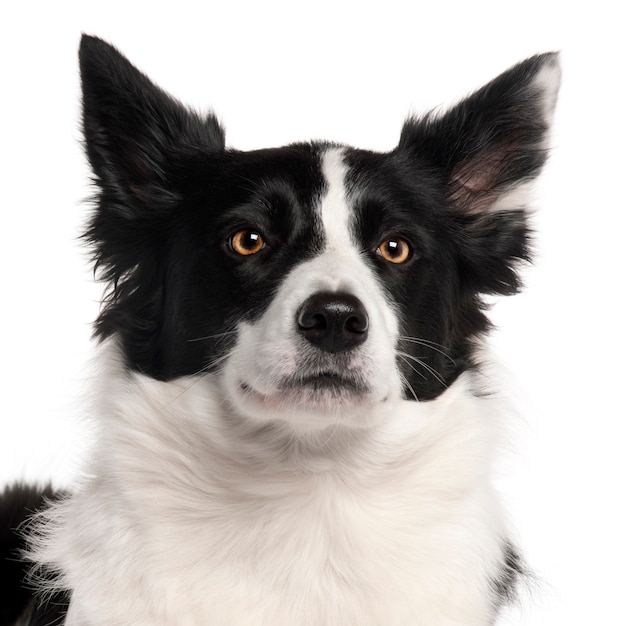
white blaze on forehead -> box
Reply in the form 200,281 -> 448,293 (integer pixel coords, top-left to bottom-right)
319,147 -> 356,252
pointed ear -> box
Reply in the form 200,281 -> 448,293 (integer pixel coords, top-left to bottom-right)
399,53 -> 560,297
399,52 -> 561,215
79,35 -> 225,213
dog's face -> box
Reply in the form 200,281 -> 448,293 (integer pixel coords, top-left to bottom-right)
220,147 -> 407,430
80,37 -> 559,431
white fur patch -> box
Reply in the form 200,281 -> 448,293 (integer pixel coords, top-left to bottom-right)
533,55 -> 562,126
319,146 -> 354,253
488,180 -> 536,213
32,342 -> 510,626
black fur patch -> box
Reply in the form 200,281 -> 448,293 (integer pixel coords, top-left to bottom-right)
492,541 -> 527,608
0,483 -> 68,625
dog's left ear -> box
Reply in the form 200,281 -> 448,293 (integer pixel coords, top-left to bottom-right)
399,53 -> 560,295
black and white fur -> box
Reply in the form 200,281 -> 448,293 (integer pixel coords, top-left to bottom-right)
2,36 -> 560,625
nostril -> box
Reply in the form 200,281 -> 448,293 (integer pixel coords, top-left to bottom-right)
298,310 -> 327,331
346,312 -> 368,335
296,292 -> 369,353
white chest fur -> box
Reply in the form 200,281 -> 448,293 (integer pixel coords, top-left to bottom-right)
36,358 -> 510,626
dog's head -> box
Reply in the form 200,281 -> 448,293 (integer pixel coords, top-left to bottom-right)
80,36 -> 559,431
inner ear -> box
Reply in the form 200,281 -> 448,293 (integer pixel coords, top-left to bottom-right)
448,140 -> 545,214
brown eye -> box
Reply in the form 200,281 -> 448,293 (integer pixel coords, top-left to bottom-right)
229,229 -> 266,256
375,237 -> 412,264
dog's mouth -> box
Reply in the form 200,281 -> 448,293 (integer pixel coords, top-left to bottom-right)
239,371 -> 371,410
281,371 -> 368,394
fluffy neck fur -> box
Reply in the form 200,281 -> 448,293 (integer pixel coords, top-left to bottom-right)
32,342 -> 513,626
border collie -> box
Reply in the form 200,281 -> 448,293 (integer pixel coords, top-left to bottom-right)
1,36 -> 560,625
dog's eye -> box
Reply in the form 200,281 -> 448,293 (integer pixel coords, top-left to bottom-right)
229,229 -> 266,256
375,237 -> 412,264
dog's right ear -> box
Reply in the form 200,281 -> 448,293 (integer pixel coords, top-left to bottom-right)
79,35 -> 225,215
80,36 -> 226,359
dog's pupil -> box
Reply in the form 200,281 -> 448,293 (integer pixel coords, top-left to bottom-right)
387,241 -> 400,255
245,232 -> 260,248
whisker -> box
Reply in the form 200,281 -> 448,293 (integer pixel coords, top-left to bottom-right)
398,371 -> 420,402
396,335 -> 456,364
399,351 -> 447,387
397,351 -> 447,387
397,335 -> 449,349
187,330 -> 238,343
397,353 -> 427,382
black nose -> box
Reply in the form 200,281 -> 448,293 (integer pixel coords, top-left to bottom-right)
296,292 -> 369,353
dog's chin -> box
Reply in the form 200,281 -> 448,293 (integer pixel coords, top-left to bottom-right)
231,374 -> 395,432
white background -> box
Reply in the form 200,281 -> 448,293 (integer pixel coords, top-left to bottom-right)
1,1 -> 624,624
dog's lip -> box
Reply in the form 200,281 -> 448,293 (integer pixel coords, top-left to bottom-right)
238,371 -> 371,403
279,371 -> 369,394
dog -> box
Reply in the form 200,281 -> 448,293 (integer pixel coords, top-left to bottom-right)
1,35 -> 560,625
